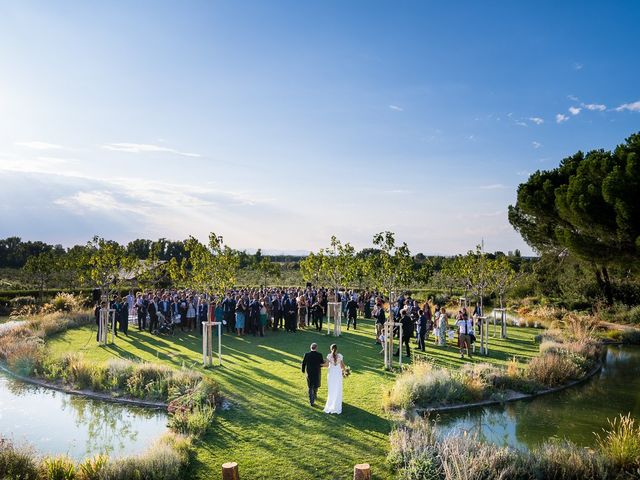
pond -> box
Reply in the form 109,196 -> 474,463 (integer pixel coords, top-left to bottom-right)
437,345 -> 640,450
0,372 -> 168,460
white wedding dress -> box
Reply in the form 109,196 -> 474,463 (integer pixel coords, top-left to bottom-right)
323,353 -> 343,414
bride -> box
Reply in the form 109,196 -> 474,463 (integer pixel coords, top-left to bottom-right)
323,344 -> 345,414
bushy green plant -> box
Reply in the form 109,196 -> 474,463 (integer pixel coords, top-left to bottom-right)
0,438 -> 39,480
595,413 -> 640,472
99,432 -> 191,480
527,352 -> 580,387
42,455 -> 76,480
384,360 -> 476,410
168,404 -> 215,438
42,293 -> 83,314
77,454 -> 107,480
534,440 -> 609,480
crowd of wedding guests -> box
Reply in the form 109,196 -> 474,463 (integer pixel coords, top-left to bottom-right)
97,287 -> 373,337
96,287 -> 481,360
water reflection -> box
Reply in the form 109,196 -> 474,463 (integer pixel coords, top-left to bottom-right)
0,373 -> 167,460
437,345 -> 640,450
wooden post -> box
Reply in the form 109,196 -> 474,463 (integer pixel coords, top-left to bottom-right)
353,463 -> 371,480
222,462 -> 239,480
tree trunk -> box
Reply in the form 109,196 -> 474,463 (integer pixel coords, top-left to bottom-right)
594,266 -> 613,306
601,266 -> 613,306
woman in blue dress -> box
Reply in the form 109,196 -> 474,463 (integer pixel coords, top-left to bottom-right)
235,297 -> 247,335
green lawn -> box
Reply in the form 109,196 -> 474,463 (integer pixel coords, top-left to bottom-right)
47,318 -> 540,480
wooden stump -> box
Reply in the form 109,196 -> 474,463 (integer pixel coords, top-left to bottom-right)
222,462 -> 239,480
353,463 -> 371,480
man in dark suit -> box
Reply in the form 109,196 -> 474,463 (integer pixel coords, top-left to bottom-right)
346,296 -> 358,330
301,343 -> 325,406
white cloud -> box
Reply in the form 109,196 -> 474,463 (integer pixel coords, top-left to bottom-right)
569,106 -> 582,116
532,141 -> 542,149
516,170 -> 530,177
556,113 -> 569,123
529,117 -> 544,125
479,184 -> 507,190
101,143 -> 201,157
573,62 -> 583,70
582,103 -> 606,111
515,121 -> 527,127
388,105 -> 404,111
615,101 -> 640,112
15,141 -> 63,150
567,95 -> 579,102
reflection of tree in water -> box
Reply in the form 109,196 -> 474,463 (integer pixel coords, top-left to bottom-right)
514,346 -> 640,448
62,396 -> 161,457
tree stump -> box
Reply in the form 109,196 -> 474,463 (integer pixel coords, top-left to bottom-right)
353,463 -> 371,480
222,462 -> 239,480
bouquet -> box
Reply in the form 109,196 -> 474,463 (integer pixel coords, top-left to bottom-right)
343,366 -> 352,378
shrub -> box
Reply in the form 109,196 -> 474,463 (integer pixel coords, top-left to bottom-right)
99,432 -> 191,480
42,455 -> 76,480
534,440 -> 610,480
77,454 -> 107,480
42,293 -> 83,314
0,438 -> 39,480
168,404 -> 215,438
384,360 -> 476,410
527,352 -> 581,387
595,413 -> 640,472
2,336 -> 45,376
389,421 -> 617,480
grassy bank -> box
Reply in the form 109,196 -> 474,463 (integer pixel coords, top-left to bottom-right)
388,415 -> 640,480
384,315 -> 602,411
0,431 -> 192,480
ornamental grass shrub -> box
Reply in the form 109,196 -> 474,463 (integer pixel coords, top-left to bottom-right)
388,420 -> 618,480
40,352 -> 206,404
0,433 -> 192,480
0,438 -> 39,480
595,413 -> 640,473
383,360 -> 476,411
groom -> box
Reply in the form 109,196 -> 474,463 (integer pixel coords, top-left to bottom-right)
301,343 -> 324,406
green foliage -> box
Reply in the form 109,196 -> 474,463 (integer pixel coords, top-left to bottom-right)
77,455 -> 107,480
172,233 -> 239,293
369,231 -> 414,298
42,456 -> 76,480
168,404 -> 215,438
509,132 -> 640,304
0,433 -> 192,480
390,421 -> 613,480
595,413 -> 640,472
23,250 -> 63,298
254,255 -> 281,286
0,438 -> 39,480
83,236 -> 137,298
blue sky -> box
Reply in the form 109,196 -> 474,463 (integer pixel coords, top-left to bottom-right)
1,1 -> 639,255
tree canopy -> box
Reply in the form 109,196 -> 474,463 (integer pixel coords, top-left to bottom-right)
509,132 -> 640,303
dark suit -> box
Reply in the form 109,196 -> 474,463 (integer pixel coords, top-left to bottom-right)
301,350 -> 324,405
346,299 -> 358,329
148,301 -> 158,333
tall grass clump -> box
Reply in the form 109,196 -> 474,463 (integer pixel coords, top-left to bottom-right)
383,359 -> 475,411
99,432 -> 192,480
595,413 -> 640,472
42,455 -> 76,480
41,293 -> 84,314
0,433 -> 192,480
0,438 -> 39,480
388,419 -> 621,480
39,352 -> 210,405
